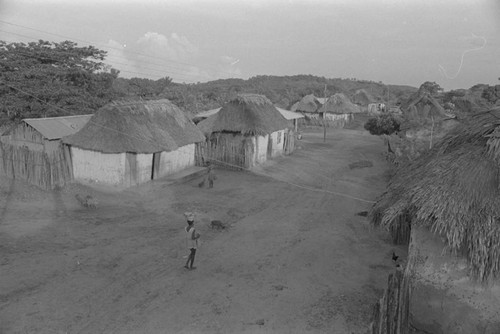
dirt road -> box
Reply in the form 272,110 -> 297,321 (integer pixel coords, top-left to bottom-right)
0,127 -> 404,333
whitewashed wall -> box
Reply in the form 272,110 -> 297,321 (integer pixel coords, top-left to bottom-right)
250,134 -> 269,166
323,113 -> 352,122
71,147 -> 126,185
269,130 -> 285,157
158,144 -> 195,177
305,113 -> 320,119
135,153 -> 154,184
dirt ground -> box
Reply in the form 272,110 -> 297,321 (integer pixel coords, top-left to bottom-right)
0,127 -> 406,334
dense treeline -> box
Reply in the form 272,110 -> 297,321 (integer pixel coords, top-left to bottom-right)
1,40 -> 498,125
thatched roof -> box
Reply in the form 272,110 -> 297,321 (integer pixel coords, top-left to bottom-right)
294,94 -> 322,113
319,93 -> 362,114
197,114 -> 218,136
352,89 -> 376,106
208,94 -> 289,136
371,107 -> 500,282
63,99 -> 205,153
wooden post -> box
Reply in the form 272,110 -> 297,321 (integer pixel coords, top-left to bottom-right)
323,84 -> 327,142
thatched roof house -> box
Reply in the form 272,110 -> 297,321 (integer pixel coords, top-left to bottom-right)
372,107 -> 500,282
196,94 -> 293,169
319,93 -> 362,115
209,94 -> 289,136
64,99 -> 204,153
371,107 -> 500,333
294,94 -> 323,115
316,93 -> 362,126
352,89 -> 376,106
63,99 -> 205,187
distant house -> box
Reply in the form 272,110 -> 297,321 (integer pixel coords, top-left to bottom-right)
0,115 -> 92,189
352,89 -> 376,106
293,94 -> 323,119
62,99 -> 205,188
319,93 -> 362,126
195,106 -> 304,132
196,94 -> 291,169
367,103 -> 386,114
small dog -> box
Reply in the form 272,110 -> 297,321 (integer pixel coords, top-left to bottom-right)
210,220 -> 226,230
75,194 -> 98,209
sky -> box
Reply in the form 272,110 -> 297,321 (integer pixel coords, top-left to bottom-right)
1,0 -> 499,90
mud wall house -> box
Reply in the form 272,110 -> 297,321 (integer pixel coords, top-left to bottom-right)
62,100 -> 205,188
195,94 -> 291,169
318,93 -> 362,127
370,107 -> 500,334
0,115 -> 92,189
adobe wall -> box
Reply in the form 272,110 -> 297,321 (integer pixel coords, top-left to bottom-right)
407,227 -> 500,334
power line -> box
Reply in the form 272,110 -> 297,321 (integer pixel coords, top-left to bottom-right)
0,81 -> 376,204
0,33 -> 202,82
0,43 -> 201,82
0,20 -> 238,77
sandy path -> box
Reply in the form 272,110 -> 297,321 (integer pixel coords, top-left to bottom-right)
0,128 -> 403,334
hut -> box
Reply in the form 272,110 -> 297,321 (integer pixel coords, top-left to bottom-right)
195,94 -> 291,169
352,88 -> 376,106
293,94 -> 323,119
0,115 -> 92,189
370,107 -> 500,333
318,93 -> 362,127
194,106 -> 303,132
62,99 -> 205,188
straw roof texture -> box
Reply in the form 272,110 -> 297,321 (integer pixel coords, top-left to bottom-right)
371,107 -> 500,281
352,89 -> 375,106
209,94 -> 289,136
294,94 -> 322,113
319,93 -> 362,114
63,99 -> 205,153
197,114 -> 218,136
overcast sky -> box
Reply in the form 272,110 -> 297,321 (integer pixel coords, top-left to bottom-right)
1,0 -> 499,90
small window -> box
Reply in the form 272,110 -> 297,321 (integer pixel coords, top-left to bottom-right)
277,131 -> 282,144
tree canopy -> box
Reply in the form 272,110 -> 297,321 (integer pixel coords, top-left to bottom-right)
0,40 -> 119,121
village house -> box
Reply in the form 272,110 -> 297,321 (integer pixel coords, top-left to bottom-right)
370,107 -> 500,333
62,99 -> 205,188
195,94 -> 291,169
0,115 -> 92,189
318,93 -> 362,126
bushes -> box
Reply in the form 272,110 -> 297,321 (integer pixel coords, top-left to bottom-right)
364,113 -> 401,135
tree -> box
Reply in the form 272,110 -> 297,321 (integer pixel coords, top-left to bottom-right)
418,81 -> 443,96
364,114 -> 401,136
0,40 -> 119,122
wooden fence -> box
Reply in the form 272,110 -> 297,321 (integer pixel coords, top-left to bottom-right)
195,133 -> 253,170
0,142 -> 73,189
370,270 -> 410,334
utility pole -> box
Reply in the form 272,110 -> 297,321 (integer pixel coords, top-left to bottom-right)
323,84 -> 327,143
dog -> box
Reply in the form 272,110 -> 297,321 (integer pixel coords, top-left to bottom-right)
210,220 -> 226,230
75,194 -> 98,209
